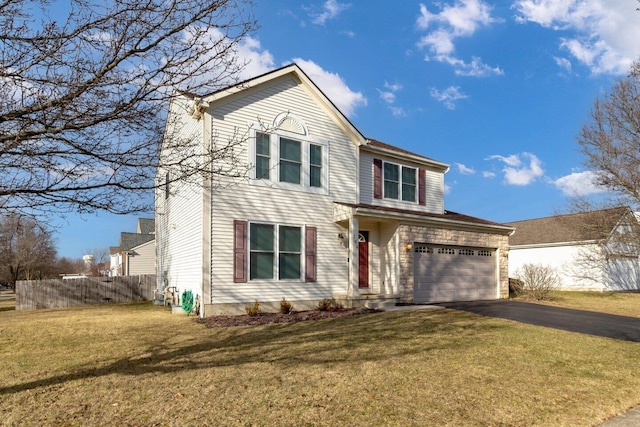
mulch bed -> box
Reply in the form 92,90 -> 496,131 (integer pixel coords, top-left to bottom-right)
197,307 -> 380,328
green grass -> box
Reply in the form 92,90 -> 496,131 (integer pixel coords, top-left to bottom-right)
1,297 -> 640,426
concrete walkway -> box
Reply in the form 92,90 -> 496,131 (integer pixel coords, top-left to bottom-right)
598,404 -> 640,426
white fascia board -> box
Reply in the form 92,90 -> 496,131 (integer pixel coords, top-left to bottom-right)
129,239 -> 155,253
202,64 -> 367,145
510,240 -> 598,250
353,206 -> 514,236
361,144 -> 450,173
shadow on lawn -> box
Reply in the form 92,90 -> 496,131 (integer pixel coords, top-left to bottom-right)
0,309 -> 502,395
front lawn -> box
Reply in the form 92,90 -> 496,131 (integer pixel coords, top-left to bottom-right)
527,291 -> 640,318
1,300 -> 639,426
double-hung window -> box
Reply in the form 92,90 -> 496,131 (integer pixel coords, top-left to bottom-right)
279,226 -> 301,279
383,163 -> 399,199
309,144 -> 322,188
401,166 -> 417,202
249,223 -> 301,280
383,161 -> 417,202
255,132 -> 271,180
251,129 -> 327,193
279,138 -> 302,184
249,224 -> 275,280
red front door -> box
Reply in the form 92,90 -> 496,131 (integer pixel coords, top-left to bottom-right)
358,240 -> 369,289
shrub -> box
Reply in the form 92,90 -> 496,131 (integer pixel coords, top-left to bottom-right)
279,298 -> 293,314
509,277 -> 524,297
245,300 -> 260,316
515,263 -> 559,300
317,298 -> 332,311
317,298 -> 343,311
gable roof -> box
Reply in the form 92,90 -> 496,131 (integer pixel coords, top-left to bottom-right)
507,207 -> 631,246
202,63 -> 366,144
120,232 -> 155,252
137,218 -> 155,235
183,63 -> 450,171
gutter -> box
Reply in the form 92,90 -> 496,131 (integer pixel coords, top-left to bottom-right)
361,143 -> 450,173
353,205 -> 514,236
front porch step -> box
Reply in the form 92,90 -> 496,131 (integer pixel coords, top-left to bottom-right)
333,293 -> 401,310
364,299 -> 398,310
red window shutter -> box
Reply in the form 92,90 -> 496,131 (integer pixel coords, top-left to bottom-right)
233,220 -> 247,283
419,168 -> 426,206
305,226 -> 317,282
373,158 -> 382,199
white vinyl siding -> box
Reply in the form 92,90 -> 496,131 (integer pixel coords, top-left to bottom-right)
509,244 -> 606,291
208,76 -> 355,304
127,240 -> 156,276
155,93 -> 204,298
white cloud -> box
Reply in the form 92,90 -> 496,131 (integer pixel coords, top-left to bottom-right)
416,1 -> 503,77
378,82 -> 405,116
311,0 -> 351,25
180,30 -> 365,117
236,36 -> 276,80
430,86 -> 468,110
513,0 -> 640,75
293,58 -> 367,117
487,152 -> 544,185
482,171 -> 496,178
389,106 -> 406,117
553,170 -> 607,196
455,163 -> 476,175
176,28 -> 275,90
378,90 -> 396,104
553,56 -> 573,73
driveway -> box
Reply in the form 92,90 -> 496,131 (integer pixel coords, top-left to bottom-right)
438,300 -> 640,342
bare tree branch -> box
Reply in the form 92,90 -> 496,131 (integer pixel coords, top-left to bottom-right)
0,0 -> 257,215
577,57 -> 640,208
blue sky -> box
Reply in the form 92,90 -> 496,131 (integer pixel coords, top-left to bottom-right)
54,0 -> 640,258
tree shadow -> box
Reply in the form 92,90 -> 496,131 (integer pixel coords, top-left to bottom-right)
0,309 -> 500,396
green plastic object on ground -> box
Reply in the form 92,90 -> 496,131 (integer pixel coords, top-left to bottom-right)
181,290 -> 194,314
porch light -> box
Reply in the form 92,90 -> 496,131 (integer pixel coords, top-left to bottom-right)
406,242 -> 413,251
338,233 -> 345,244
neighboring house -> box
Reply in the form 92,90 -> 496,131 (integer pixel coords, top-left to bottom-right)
156,64 -> 514,316
110,218 -> 156,276
507,207 -> 640,291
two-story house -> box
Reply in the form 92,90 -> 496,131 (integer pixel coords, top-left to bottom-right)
156,64 -> 514,316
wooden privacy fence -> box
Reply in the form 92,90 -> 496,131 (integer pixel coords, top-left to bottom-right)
16,275 -> 157,310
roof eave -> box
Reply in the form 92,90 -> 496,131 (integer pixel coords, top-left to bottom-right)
361,143 -> 450,172
202,63 -> 367,145
353,206 -> 514,236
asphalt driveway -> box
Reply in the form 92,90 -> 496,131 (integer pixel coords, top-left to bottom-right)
438,300 -> 640,342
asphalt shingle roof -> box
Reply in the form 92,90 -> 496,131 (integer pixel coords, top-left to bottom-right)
120,232 -> 154,252
506,207 -> 630,246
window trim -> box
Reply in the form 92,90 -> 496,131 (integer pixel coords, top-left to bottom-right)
248,221 -> 305,282
382,160 -> 417,203
248,126 -> 329,195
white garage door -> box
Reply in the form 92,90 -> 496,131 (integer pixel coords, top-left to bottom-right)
414,244 -> 497,303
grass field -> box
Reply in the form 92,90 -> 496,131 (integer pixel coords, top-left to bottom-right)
1,294 -> 639,426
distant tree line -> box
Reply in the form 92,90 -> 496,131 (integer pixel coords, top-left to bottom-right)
0,214 -> 107,288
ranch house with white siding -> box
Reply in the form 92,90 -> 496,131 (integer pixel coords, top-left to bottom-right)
155,64 -> 514,316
